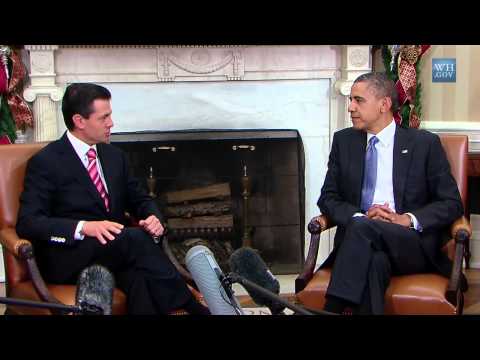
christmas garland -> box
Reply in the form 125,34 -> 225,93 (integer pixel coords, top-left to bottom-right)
0,46 -> 16,142
379,45 -> 430,128
0,45 -> 34,143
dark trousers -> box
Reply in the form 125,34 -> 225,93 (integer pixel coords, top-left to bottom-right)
41,228 -> 198,315
326,217 -> 430,314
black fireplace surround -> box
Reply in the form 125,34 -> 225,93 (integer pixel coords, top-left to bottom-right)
110,129 -> 305,274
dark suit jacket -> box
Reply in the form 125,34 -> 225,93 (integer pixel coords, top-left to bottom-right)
16,132 -> 163,280
317,125 -> 463,277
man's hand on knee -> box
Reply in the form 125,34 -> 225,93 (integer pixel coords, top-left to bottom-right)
81,221 -> 124,245
139,215 -> 164,238
366,204 -> 411,228
384,212 -> 411,227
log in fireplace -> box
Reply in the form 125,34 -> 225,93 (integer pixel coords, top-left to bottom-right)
110,129 -> 305,275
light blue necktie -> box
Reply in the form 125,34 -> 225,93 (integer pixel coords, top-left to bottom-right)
360,136 -> 379,213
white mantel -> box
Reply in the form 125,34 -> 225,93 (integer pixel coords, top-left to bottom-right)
13,45 -> 372,277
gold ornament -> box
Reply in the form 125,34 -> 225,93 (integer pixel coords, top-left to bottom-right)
400,45 -> 422,65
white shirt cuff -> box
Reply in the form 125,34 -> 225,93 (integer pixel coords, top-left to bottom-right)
75,221 -> 86,240
353,212 -> 366,217
405,212 -> 422,232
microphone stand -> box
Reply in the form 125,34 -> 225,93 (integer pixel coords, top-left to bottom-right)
224,272 -> 334,315
0,297 -> 104,315
214,268 -> 244,315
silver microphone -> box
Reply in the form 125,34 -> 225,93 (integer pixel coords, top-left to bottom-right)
185,245 -> 244,315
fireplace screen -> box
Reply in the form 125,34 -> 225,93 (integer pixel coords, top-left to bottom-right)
111,129 -> 305,275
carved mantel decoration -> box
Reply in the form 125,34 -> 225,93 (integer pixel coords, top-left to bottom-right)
24,45 -> 365,142
22,45 -> 372,142
157,46 -> 244,81
23,45 -> 248,141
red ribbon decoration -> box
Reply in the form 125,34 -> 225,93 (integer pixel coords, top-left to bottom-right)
0,60 -> 7,94
394,45 -> 430,128
5,50 -> 34,130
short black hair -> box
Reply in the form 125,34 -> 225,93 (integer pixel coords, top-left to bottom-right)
62,83 -> 111,131
354,72 -> 399,113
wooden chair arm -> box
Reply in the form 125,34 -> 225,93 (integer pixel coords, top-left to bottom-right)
446,216 -> 470,307
451,216 -> 472,239
309,215 -> 333,234
0,227 -> 64,312
0,227 -> 33,259
295,215 -> 334,293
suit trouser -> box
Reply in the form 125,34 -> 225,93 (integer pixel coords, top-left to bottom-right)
41,227 -> 193,314
326,217 -> 430,314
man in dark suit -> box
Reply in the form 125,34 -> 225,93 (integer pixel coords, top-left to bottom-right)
318,72 -> 463,314
16,83 -> 209,315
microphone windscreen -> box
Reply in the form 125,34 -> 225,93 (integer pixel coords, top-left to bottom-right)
75,264 -> 115,315
229,247 -> 283,312
185,245 -> 243,315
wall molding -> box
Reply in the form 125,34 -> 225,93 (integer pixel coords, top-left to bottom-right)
156,47 -> 244,81
59,45 -> 244,49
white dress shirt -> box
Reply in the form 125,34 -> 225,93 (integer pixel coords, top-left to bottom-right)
353,120 -> 421,231
369,119 -> 396,211
66,131 -> 109,240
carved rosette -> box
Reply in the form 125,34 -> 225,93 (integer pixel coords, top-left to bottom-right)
24,45 -> 63,100
348,47 -> 369,68
25,45 -> 58,78
157,47 -> 245,81
334,45 -> 372,96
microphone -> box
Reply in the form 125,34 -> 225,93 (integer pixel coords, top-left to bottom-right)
75,264 -> 115,315
185,245 -> 244,315
228,248 -> 334,315
0,264 -> 115,315
229,247 -> 286,315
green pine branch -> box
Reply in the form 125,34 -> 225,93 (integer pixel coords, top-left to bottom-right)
380,45 -> 427,128
0,95 -> 17,142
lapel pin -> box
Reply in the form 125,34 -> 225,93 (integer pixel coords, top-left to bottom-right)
401,149 -> 408,154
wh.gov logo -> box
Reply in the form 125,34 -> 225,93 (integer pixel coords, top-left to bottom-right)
432,58 -> 456,83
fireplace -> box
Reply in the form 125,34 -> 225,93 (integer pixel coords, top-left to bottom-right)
110,129 -> 305,274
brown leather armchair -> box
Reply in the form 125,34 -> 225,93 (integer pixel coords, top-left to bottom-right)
295,134 -> 471,315
0,143 -> 205,315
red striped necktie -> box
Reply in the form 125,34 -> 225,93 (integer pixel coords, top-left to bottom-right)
87,148 -> 109,211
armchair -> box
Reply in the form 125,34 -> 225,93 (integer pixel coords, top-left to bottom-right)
0,143 -> 204,315
295,134 -> 471,315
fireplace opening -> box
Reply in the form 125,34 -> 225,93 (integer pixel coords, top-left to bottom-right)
111,129 -> 305,274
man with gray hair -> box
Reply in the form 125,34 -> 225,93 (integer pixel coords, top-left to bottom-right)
317,72 -> 464,314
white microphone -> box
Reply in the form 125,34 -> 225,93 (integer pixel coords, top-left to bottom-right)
185,245 -> 244,315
